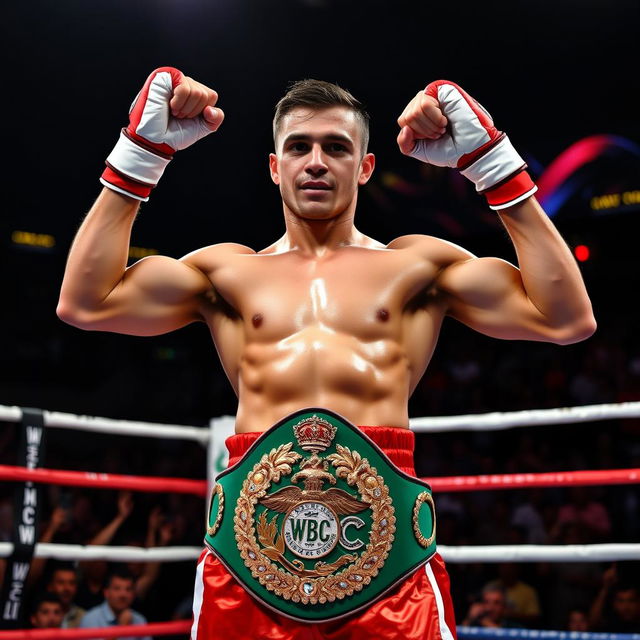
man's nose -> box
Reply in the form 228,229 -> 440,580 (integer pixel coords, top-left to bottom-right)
305,144 -> 328,175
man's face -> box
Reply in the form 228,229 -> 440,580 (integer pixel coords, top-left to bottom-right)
568,610 -> 589,631
48,570 -> 77,607
31,602 -> 63,628
613,589 -> 640,622
482,590 -> 506,623
270,106 -> 375,222
104,576 -> 134,614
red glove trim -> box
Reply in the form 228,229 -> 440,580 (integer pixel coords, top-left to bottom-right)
425,80 -> 503,170
128,66 -> 183,156
101,166 -> 153,199
483,170 -> 536,208
123,128 -> 173,160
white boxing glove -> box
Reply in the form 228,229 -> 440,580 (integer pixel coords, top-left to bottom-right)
101,67 -> 222,201
404,80 -> 537,210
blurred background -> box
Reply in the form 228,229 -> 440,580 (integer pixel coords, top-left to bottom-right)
2,0 -> 639,633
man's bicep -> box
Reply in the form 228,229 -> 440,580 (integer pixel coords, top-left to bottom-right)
90,255 -> 211,335
438,257 -> 554,340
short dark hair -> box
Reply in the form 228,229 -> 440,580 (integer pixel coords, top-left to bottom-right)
31,592 -> 62,613
104,566 -> 135,588
273,79 -> 370,154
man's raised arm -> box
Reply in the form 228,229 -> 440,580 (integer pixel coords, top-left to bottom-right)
397,81 -> 596,344
57,67 -> 225,336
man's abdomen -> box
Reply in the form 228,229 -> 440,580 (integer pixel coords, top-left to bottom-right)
235,329 -> 412,432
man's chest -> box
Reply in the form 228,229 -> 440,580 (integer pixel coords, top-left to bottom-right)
207,250 -> 438,336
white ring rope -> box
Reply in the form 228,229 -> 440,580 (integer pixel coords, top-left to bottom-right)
409,401 -> 640,432
0,542 -> 638,564
0,405 -> 209,443
3,401 -> 640,438
439,543 -> 640,563
0,543 -> 202,562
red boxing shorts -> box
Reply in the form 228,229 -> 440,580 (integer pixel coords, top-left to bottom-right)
191,426 -> 457,640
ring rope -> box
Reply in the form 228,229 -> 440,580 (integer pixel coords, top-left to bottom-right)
410,401 -> 640,432
0,620 -> 191,639
427,468 -> 640,491
0,543 -> 202,562
3,401 -> 640,438
439,543 -> 640,563
0,405 -> 209,443
1,542 -> 638,564
457,627 -> 640,640
0,465 -> 207,496
2,464 -> 636,496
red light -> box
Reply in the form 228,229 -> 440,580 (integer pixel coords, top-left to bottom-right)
574,245 -> 590,262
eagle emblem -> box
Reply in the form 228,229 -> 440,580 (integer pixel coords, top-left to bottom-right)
233,415 -> 397,603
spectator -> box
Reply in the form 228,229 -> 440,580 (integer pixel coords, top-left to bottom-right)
589,563 -> 640,632
30,592 -> 64,629
484,563 -> 541,627
122,505 -> 171,603
461,585 -> 521,628
76,490 -> 134,609
567,608 -> 590,632
79,568 -> 151,640
607,586 -> 640,632
46,562 -> 85,628
27,504 -> 71,589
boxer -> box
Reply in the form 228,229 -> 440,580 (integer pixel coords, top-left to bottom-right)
58,68 -> 595,639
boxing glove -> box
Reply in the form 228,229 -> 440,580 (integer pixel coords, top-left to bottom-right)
100,67 -> 218,201
407,81 -> 537,210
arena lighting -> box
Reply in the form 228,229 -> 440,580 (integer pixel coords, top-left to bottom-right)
574,244 -> 590,262
536,135 -> 640,217
11,230 -> 55,249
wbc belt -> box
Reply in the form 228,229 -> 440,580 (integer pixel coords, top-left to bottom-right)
204,408 -> 437,623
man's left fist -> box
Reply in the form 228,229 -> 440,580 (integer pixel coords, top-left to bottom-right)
397,81 -> 537,211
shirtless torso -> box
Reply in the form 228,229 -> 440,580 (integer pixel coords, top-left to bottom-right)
57,71 -> 596,435
192,235 -> 444,431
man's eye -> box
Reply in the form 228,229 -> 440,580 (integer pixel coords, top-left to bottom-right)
290,142 -> 308,152
328,143 -> 347,152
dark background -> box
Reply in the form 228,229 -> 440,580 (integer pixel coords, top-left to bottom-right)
2,1 -> 640,632
2,0 -> 639,424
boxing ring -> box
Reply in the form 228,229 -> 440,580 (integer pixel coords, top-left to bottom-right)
1,401 -> 639,639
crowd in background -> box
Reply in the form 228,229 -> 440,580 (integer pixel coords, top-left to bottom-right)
1,312 -> 640,635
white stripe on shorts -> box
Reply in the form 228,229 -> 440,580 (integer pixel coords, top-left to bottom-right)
425,562 -> 455,640
190,550 -> 209,639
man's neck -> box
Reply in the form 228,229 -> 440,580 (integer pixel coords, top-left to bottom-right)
279,209 -> 366,256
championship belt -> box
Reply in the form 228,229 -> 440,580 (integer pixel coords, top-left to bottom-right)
204,408 -> 437,623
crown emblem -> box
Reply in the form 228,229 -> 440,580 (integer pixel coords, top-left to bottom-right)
293,415 -> 337,453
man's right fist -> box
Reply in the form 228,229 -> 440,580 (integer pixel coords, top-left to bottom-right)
100,67 -> 224,201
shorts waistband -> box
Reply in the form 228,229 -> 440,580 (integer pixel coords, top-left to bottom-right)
226,426 -> 416,476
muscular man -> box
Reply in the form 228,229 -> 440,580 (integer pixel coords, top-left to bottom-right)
58,68 -> 595,639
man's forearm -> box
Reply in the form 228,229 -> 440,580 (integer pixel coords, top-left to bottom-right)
57,188 -> 140,321
499,196 -> 595,339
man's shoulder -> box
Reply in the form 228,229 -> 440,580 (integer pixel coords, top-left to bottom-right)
183,242 -> 256,261
180,242 -> 257,273
387,234 -> 475,265
78,603 -> 106,626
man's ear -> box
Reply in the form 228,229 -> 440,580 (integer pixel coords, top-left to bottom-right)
358,153 -> 375,185
269,153 -> 280,185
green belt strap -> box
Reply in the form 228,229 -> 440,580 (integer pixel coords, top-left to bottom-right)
204,408 -> 437,623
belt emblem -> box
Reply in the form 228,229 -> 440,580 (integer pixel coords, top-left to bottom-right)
234,414 -> 396,604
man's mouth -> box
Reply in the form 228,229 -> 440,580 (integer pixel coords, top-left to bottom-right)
300,181 -> 332,192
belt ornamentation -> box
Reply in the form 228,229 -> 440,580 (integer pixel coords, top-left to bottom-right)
204,408 -> 436,623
